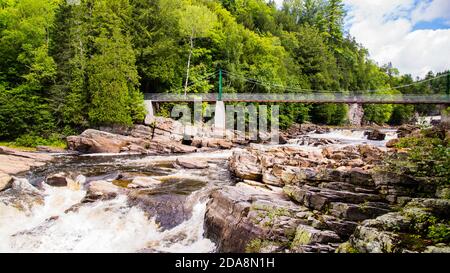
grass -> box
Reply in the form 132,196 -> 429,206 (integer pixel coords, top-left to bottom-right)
0,141 -> 38,151
0,138 -> 67,151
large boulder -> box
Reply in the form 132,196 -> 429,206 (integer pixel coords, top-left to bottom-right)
128,191 -> 190,229
67,127 -> 197,155
229,149 -> 262,181
46,172 -> 70,187
83,180 -> 121,201
205,184 -> 301,252
0,178 -> 45,211
67,129 -> 133,153
0,171 -> 12,191
364,130 -> 386,141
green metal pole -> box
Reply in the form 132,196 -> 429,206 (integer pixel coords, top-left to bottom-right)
218,68 -> 223,101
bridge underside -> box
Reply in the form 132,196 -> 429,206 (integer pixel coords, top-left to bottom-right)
144,93 -> 449,105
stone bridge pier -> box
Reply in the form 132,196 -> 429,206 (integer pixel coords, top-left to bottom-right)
348,103 -> 364,126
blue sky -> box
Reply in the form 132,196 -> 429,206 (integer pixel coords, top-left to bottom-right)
274,0 -> 450,77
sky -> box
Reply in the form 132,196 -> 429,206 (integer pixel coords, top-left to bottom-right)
273,0 -> 450,78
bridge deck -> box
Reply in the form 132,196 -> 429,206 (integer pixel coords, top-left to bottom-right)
144,93 -> 450,105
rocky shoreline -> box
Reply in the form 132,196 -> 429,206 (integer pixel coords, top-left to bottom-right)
203,124 -> 450,253
0,119 -> 448,253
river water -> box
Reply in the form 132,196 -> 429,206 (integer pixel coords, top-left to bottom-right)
0,129 -> 396,253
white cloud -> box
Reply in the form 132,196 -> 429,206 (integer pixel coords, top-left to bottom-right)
411,0 -> 450,23
344,0 -> 450,78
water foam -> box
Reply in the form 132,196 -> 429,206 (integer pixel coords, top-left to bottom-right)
0,183 -> 215,253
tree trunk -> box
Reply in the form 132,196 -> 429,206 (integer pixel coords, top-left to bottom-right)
184,29 -> 195,96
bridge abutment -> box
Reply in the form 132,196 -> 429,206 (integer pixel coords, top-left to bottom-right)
347,103 -> 364,126
144,100 -> 154,125
214,101 -> 226,130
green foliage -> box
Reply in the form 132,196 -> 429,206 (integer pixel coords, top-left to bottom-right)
0,0 -> 444,140
428,222 -> 450,244
364,104 -> 393,124
0,85 -> 56,140
311,103 -> 347,125
389,105 -> 414,125
386,131 -> 450,186
14,133 -> 66,148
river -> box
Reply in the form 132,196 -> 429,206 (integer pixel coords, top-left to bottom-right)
0,129 -> 396,253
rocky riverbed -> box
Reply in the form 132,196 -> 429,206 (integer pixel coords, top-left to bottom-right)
0,119 -> 448,253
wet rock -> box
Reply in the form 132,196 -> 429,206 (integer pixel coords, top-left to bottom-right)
0,178 -> 45,211
128,191 -> 190,229
129,176 -> 161,188
283,123 -> 330,138
287,137 -> 338,146
84,180 -> 120,201
364,129 -> 386,141
0,171 -> 12,191
242,180 -> 268,189
229,149 -> 262,181
175,157 -> 209,169
86,171 -> 121,183
46,172 -> 70,187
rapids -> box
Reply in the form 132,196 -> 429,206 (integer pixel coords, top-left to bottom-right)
0,128 -> 397,253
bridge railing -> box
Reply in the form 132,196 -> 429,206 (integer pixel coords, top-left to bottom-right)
144,93 -> 450,104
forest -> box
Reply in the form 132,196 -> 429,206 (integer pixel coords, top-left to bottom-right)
0,0 -> 448,146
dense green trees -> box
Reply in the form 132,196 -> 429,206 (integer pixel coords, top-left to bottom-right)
0,0 -> 447,143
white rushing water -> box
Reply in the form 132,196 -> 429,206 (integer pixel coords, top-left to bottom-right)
306,129 -> 398,147
0,128 -> 397,253
0,183 -> 215,253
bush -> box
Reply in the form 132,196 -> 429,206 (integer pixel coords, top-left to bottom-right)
386,130 -> 449,186
389,105 -> 414,125
428,223 -> 450,244
14,133 -> 66,148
